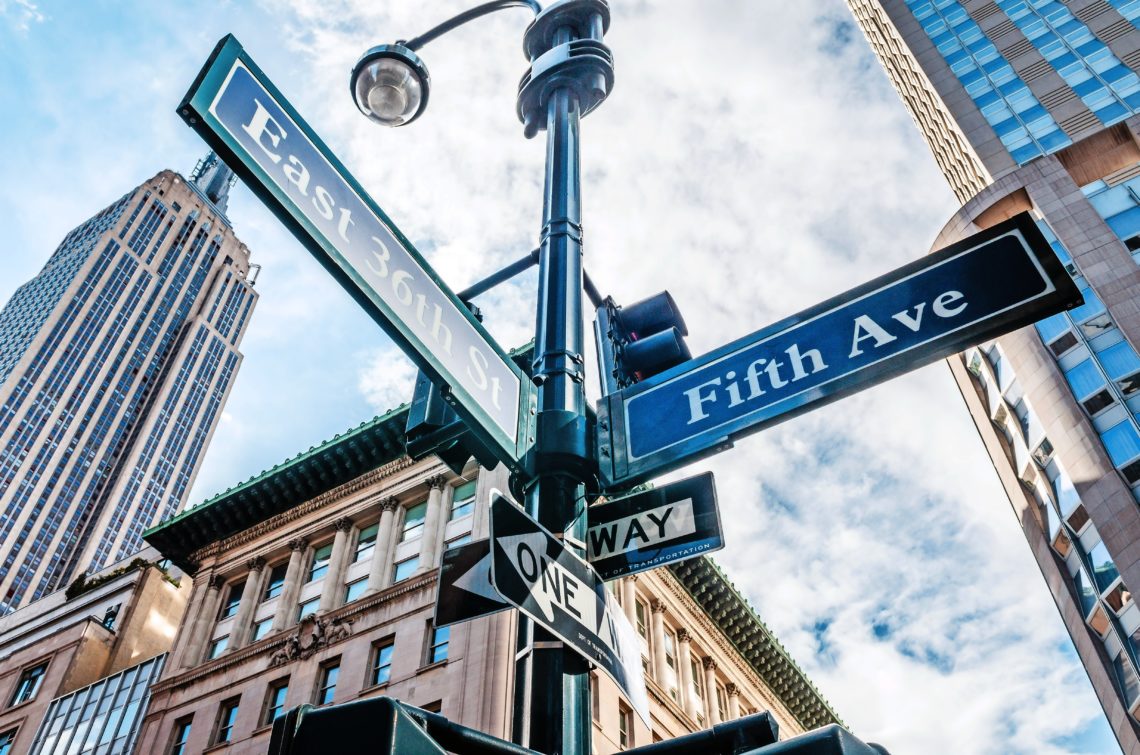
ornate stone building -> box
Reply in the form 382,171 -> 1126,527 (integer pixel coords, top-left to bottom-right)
137,407 -> 838,753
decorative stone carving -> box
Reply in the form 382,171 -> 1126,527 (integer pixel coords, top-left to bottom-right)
379,497 -> 399,512
333,517 -> 354,532
246,556 -> 266,572
651,598 -> 666,614
676,629 -> 691,643
726,683 -> 740,697
425,474 -> 447,490
287,537 -> 309,552
267,614 -> 355,667
702,657 -> 717,670
207,575 -> 225,590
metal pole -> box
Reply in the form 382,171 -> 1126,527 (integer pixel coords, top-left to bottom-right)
513,21 -> 591,754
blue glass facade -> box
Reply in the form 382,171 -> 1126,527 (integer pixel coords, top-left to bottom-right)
906,0 -> 1071,163
996,0 -> 1140,124
0,166 -> 257,612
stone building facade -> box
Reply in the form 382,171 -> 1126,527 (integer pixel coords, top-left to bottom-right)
139,407 -> 838,754
0,546 -> 190,754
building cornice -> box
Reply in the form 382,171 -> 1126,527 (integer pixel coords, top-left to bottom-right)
666,558 -> 841,731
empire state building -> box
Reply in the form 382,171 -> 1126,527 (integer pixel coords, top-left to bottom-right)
0,153 -> 259,611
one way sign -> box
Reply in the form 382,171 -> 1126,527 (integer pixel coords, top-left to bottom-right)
489,493 -> 649,724
434,539 -> 510,628
587,472 -> 722,580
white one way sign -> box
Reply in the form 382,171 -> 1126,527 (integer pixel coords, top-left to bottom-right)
586,472 -> 723,580
489,493 -> 649,724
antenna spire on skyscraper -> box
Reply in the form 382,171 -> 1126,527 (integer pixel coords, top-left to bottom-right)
189,151 -> 236,214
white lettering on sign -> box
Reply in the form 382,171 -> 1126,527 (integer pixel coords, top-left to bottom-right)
207,61 -> 522,448
848,289 -> 967,358
497,532 -> 597,628
680,289 -> 970,426
587,499 -> 697,561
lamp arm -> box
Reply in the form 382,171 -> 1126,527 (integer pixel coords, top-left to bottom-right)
401,0 -> 541,51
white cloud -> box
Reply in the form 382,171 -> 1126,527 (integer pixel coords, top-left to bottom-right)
0,0 -> 44,32
357,347 -> 419,414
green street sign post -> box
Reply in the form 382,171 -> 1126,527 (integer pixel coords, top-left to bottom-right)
179,1 -> 1082,751
177,35 -> 535,474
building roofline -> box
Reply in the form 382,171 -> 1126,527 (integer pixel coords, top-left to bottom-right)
143,404 -> 410,571
669,556 -> 842,731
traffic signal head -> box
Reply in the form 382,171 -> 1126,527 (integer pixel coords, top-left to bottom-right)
613,291 -> 691,384
405,370 -> 500,475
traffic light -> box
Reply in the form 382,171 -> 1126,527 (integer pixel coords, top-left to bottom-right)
405,370 -> 500,475
596,291 -> 691,391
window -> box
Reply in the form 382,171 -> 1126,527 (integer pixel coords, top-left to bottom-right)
344,578 -> 368,604
9,661 -> 47,705
446,533 -> 472,549
450,480 -> 477,520
263,679 -> 289,726
402,501 -> 427,541
590,673 -> 600,722
618,703 -> 633,749
690,657 -> 704,701
307,543 -> 333,582
393,556 -> 419,582
263,563 -> 288,601
663,629 -> 678,700
427,625 -> 449,664
354,523 -> 379,563
251,617 -> 273,642
170,718 -> 192,755
371,641 -> 395,686
634,600 -> 648,638
219,580 -> 245,619
220,581 -> 245,620
208,636 -> 229,659
316,662 -> 339,706
0,730 -> 14,755
297,597 -> 319,622
716,683 -> 729,722
214,698 -> 240,745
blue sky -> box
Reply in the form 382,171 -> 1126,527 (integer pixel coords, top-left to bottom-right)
0,1 -> 1124,752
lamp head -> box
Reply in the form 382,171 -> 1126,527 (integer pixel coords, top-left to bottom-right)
350,44 -> 430,127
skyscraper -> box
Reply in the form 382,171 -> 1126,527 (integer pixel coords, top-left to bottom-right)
0,153 -> 258,613
847,0 -> 1140,749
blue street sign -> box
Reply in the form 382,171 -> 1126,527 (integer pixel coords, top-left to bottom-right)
177,35 -> 534,472
488,492 -> 650,725
587,472 -> 723,579
596,213 -> 1082,489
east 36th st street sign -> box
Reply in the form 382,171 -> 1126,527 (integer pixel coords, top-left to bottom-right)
177,35 -> 534,472
596,212 -> 1082,489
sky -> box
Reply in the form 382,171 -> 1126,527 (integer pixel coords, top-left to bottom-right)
0,1 -> 1125,752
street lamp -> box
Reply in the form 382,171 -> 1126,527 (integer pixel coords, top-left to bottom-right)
349,44 -> 430,127
350,2 -> 613,754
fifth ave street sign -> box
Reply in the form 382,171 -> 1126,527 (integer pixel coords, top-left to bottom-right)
489,493 -> 650,724
587,472 -> 723,579
596,212 -> 1082,489
177,35 -> 533,472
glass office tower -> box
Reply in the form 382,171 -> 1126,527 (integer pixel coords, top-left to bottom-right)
848,0 -> 1140,748
0,154 -> 259,613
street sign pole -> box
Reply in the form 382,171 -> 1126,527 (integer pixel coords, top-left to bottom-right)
513,25 -> 592,755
